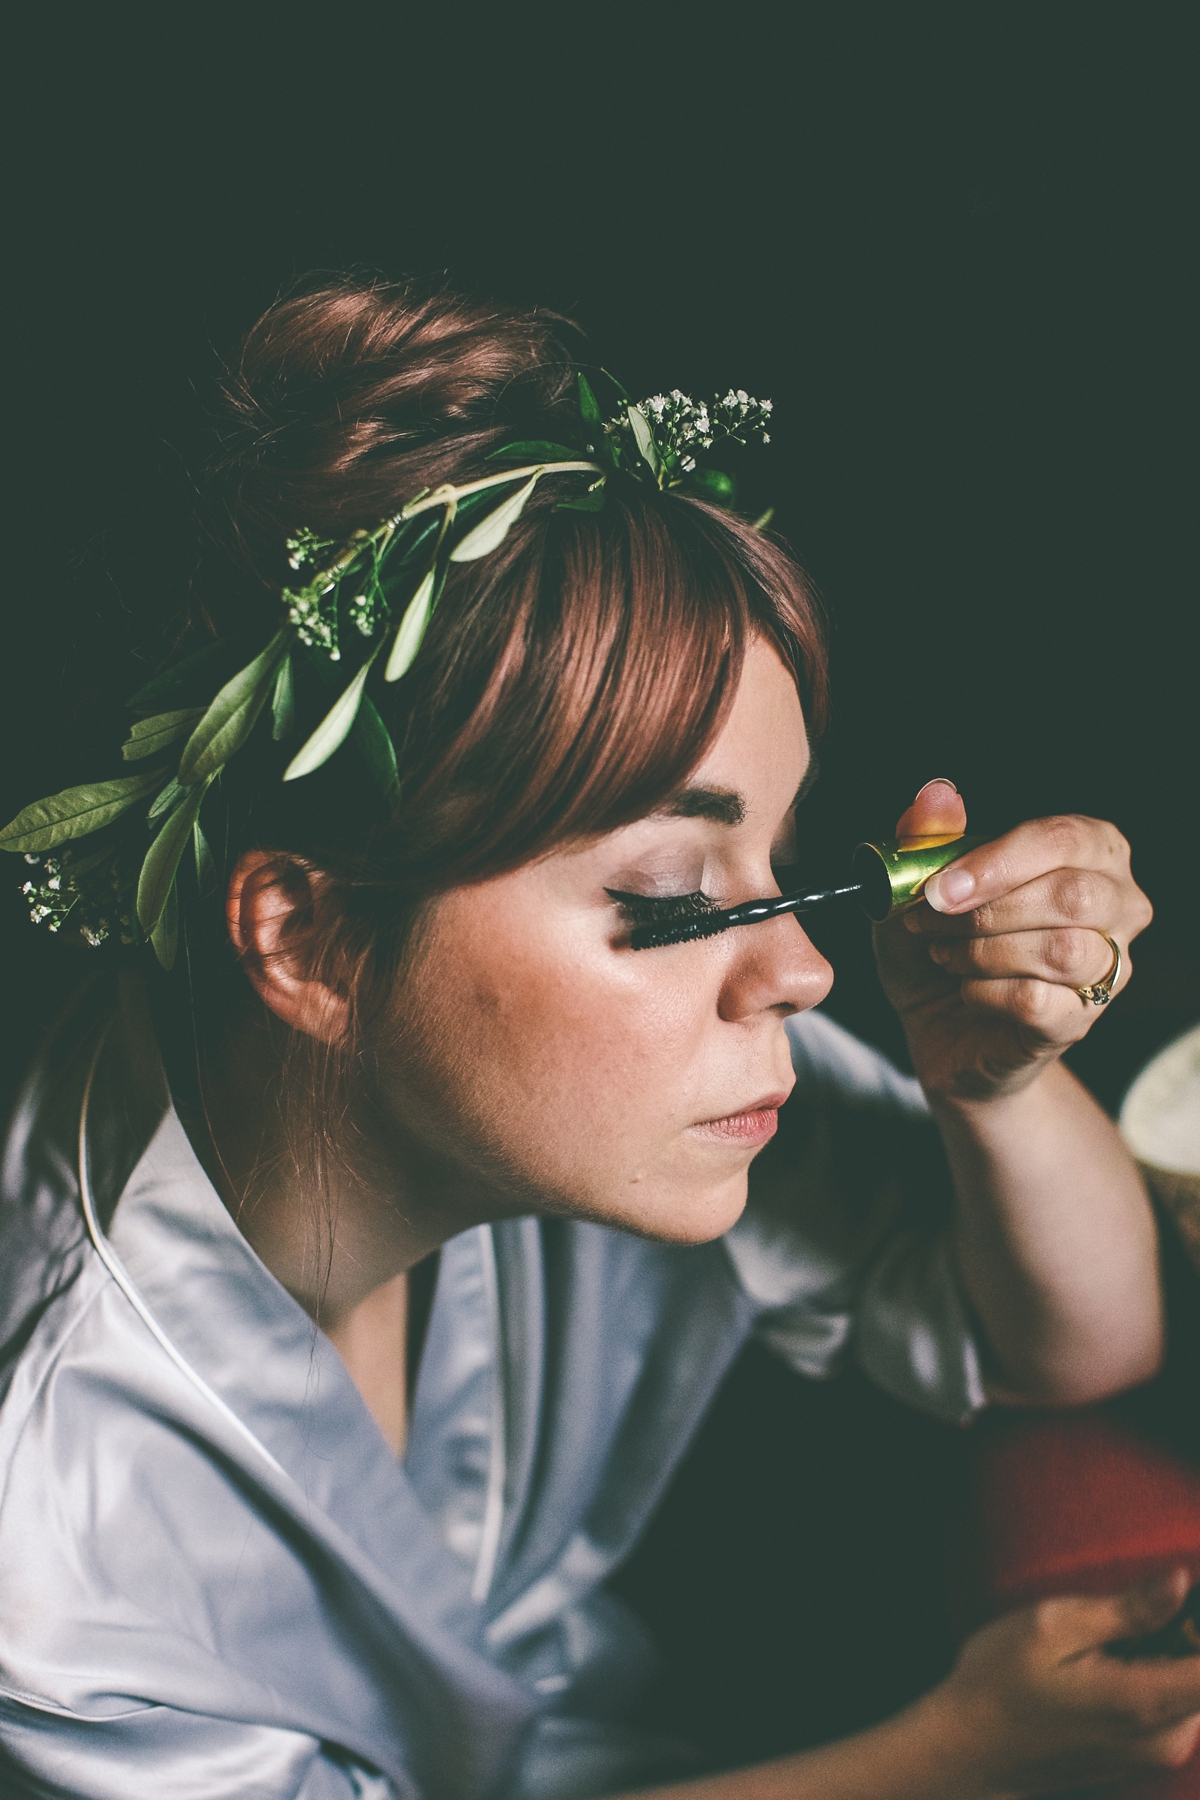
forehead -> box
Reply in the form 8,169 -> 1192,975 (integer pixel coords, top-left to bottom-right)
657,637 -> 809,824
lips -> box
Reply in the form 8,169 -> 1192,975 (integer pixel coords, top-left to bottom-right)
688,1091 -> 791,1146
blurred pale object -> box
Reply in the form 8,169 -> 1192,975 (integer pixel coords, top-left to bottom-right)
1120,1022 -> 1200,1269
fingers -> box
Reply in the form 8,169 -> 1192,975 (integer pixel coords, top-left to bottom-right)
1039,1571 -> 1191,1659
906,860 -> 1147,951
895,778 -> 967,841
926,927 -> 1124,991
921,815 -> 1141,921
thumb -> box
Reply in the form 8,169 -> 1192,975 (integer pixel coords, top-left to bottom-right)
1048,1569 -> 1192,1657
895,778 -> 967,841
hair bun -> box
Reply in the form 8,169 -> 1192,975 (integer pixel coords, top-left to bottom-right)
212,278 -> 580,572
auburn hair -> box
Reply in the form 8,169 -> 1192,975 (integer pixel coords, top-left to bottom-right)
168,277 -> 828,1218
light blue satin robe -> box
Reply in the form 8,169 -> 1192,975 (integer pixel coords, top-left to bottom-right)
0,973 -> 982,1799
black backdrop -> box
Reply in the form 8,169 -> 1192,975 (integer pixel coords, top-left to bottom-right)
3,0 -> 1198,1763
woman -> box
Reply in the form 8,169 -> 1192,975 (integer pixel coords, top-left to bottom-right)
0,280 -> 1191,1799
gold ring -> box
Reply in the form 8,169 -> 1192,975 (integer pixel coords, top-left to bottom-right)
1074,933 -> 1122,1006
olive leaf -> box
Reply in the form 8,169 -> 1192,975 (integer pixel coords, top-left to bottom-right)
753,506 -> 775,532
0,770 -> 164,854
177,626 -> 293,784
578,372 -> 602,431
449,470 -> 542,563
121,707 -> 205,762
137,775 -> 214,936
149,776 -> 187,822
193,818 -> 217,894
557,488 -> 607,512
384,567 -> 437,680
353,697 -> 401,806
487,440 -> 579,464
392,489 -> 490,571
271,651 -> 295,741
627,406 -> 661,480
283,645 -> 380,782
151,880 -> 179,971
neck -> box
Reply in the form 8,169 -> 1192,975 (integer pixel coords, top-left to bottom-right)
185,1002 -> 491,1335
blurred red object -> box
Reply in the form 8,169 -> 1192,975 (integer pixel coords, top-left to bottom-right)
961,1408 -> 1200,1797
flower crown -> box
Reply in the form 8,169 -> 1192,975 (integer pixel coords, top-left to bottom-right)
1,374 -> 772,968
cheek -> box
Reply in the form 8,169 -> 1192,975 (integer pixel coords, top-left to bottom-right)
466,944 -> 706,1141
400,915 -> 719,1201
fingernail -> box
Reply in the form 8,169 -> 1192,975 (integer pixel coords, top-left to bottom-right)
926,867 -> 975,911
915,777 -> 959,799
928,941 -> 951,964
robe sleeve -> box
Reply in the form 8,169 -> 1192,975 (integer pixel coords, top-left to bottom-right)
723,1010 -> 985,1425
0,1695 -> 404,1800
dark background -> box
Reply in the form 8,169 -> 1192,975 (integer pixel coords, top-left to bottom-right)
3,0 -> 1197,1767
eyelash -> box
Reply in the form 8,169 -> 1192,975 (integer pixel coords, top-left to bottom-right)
605,889 -> 721,927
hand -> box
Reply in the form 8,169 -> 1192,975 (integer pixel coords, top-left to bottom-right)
924,1570 -> 1200,1794
873,780 -> 1152,1100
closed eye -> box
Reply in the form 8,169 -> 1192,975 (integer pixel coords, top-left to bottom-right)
605,889 -> 721,927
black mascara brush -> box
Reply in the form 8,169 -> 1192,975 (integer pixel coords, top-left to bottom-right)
629,834 -> 991,950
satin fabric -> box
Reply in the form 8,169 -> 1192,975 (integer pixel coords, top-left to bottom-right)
0,973 -> 982,1799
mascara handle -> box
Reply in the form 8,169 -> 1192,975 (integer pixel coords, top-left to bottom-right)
849,834 -> 992,923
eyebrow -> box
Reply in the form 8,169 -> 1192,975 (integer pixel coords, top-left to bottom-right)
655,754 -> 821,827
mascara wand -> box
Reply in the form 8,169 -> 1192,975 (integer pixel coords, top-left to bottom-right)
629,834 -> 991,950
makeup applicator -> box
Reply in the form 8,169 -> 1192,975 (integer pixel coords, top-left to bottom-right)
629,834 -> 989,950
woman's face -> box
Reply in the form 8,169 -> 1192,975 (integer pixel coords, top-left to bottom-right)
384,636 -> 833,1244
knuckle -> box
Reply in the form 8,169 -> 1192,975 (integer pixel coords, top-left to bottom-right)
1041,813 -> 1088,859
1054,867 -> 1100,921
1010,978 -> 1057,1028
1044,928 -> 1095,978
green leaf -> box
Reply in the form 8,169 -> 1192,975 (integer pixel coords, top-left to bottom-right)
384,567 -> 437,680
271,651 -> 295,741
596,367 -> 632,407
283,649 -> 378,782
557,488 -> 607,512
193,818 -> 217,895
449,471 -> 541,562
150,879 -> 179,970
121,707 -> 205,762
627,406 -> 661,479
392,490 -> 492,572
0,771 -> 164,854
578,372 -> 602,431
353,697 -> 401,806
752,506 -> 775,532
487,440 -> 580,464
178,627 -> 292,785
149,776 -> 187,822
137,776 -> 213,936
127,642 -> 231,713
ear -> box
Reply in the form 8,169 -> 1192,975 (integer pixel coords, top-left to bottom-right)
226,851 -> 349,1045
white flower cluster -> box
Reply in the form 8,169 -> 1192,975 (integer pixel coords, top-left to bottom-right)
620,388 -> 774,479
347,589 -> 385,638
284,581 -> 341,658
713,389 -> 772,446
20,852 -> 136,947
639,390 -> 716,471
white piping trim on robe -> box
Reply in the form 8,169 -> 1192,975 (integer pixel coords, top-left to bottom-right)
77,1029 -> 287,1479
470,1223 -> 507,1605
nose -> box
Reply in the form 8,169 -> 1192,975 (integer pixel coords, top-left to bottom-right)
717,914 -> 833,1023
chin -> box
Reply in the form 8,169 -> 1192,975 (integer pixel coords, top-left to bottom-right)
613,1169 -> 751,1248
